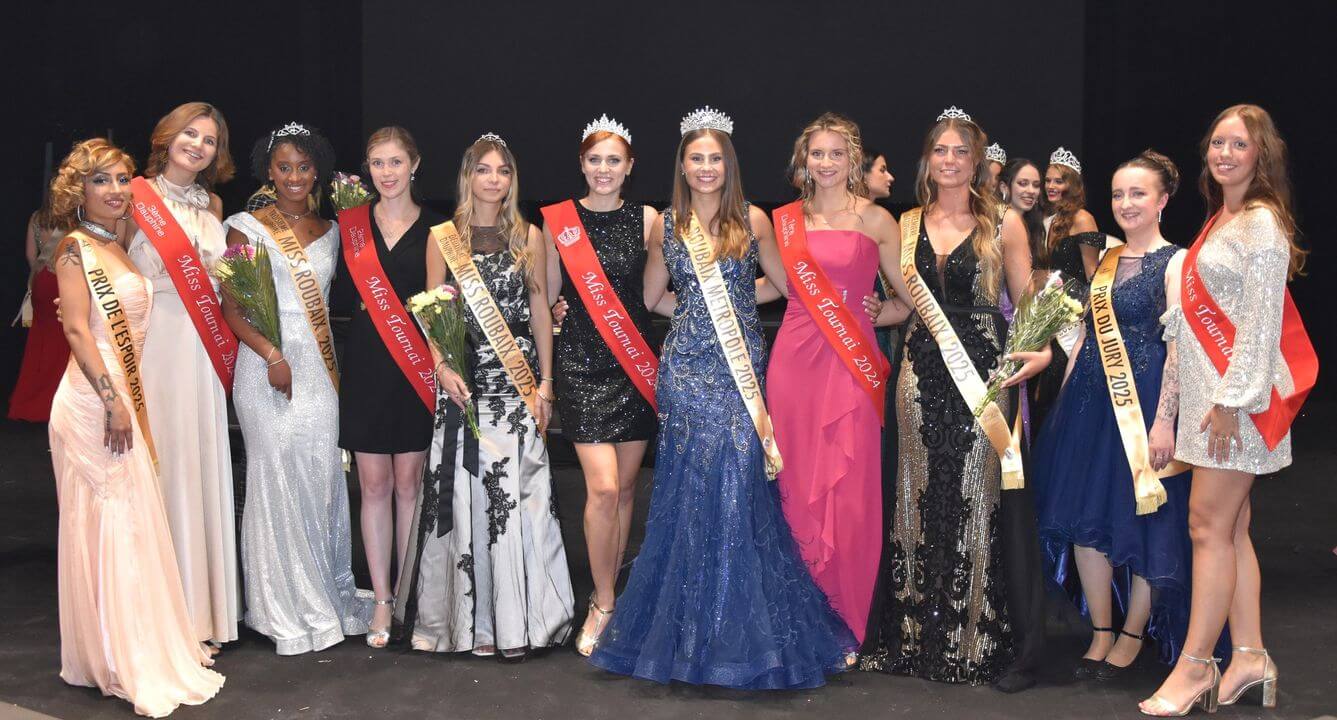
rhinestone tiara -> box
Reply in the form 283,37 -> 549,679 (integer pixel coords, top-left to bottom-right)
268,122 -> 310,151
582,113 -> 632,144
936,105 -> 972,122
985,143 -> 1007,164
477,132 -> 507,148
1049,146 -> 1081,173
680,106 -> 733,136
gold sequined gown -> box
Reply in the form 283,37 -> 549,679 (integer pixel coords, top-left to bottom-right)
861,223 -> 1012,684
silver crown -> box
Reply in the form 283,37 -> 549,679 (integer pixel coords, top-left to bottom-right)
1049,146 -> 1082,173
582,113 -> 632,144
268,122 -> 311,150
985,143 -> 1007,164
936,105 -> 972,122
680,106 -> 733,136
477,132 -> 507,147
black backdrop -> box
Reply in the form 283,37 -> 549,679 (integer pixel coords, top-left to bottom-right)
6,1 -> 1335,401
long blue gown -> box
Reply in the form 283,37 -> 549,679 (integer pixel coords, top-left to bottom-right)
588,210 -> 857,689
1032,245 -> 1192,663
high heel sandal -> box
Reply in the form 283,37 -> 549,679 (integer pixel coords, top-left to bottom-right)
1096,628 -> 1145,681
574,594 -> 614,657
1075,626 -> 1114,680
1219,646 -> 1277,708
1138,652 -> 1220,716
366,596 -> 395,649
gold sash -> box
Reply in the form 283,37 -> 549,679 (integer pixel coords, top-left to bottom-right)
1089,245 -> 1189,515
73,231 -> 158,470
251,206 -> 340,390
900,208 -> 1023,487
681,212 -> 783,478
429,221 -> 541,420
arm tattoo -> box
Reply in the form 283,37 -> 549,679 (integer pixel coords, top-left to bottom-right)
1155,341 -> 1179,423
95,374 -> 119,406
58,242 -> 81,267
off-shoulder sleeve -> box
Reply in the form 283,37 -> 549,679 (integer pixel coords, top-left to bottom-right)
221,211 -> 267,246
1210,208 -> 1290,413
1072,231 -> 1107,249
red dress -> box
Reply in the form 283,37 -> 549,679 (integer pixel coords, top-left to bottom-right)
9,261 -> 71,422
767,229 -> 886,643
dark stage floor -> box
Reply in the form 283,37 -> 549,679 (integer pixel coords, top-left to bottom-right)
1,404 -> 1334,720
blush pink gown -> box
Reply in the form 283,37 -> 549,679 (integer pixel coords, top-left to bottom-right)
48,270 -> 224,717
767,229 -> 885,644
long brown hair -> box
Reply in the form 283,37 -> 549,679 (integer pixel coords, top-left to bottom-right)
1042,163 -> 1085,245
1199,104 -> 1305,278
144,101 -> 235,189
49,139 -> 138,231
670,128 -> 750,260
452,137 -> 533,281
787,112 -> 868,208
914,118 -> 1003,299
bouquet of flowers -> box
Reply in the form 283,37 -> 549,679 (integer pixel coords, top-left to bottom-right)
214,243 -> 282,350
329,171 -> 373,211
973,271 -> 1086,416
408,284 -> 480,438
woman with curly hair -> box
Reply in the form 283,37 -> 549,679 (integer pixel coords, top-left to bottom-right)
221,122 -> 372,654
126,101 -> 241,650
49,138 -> 224,717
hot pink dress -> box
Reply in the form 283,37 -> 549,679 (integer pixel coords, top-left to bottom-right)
49,270 -> 224,717
767,229 -> 885,643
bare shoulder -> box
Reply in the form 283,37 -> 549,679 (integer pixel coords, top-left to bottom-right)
748,203 -> 770,226
54,233 -> 83,268
642,204 -> 659,224
1073,208 -> 1098,232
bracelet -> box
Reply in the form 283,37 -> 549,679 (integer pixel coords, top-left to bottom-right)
537,390 -> 554,403
267,356 -> 286,368
541,376 -> 554,382
266,346 -> 279,362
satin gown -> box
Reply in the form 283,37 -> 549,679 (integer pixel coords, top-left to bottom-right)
8,225 -> 70,421
589,210 -> 857,690
768,229 -> 884,644
50,269 -> 224,717
224,212 -> 372,654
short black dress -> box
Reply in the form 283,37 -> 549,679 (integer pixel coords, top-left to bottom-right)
553,202 -> 657,443
333,204 -> 446,453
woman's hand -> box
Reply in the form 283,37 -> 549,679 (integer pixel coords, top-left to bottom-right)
436,363 -> 471,411
267,354 -> 292,400
535,379 -> 554,435
105,400 -> 134,455
863,294 -> 882,323
1199,404 -> 1242,464
1149,419 -> 1176,470
550,296 -> 569,328
1000,346 -> 1053,388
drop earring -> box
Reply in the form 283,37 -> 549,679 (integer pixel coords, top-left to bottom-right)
1158,210 -> 1163,223
411,172 -> 416,182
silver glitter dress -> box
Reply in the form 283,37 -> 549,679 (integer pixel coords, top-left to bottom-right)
1161,207 -> 1294,474
224,212 -> 372,654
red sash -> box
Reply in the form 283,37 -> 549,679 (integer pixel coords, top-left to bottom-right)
540,200 -> 658,410
772,201 -> 890,423
1182,210 -> 1317,449
338,204 -> 437,411
129,177 -> 237,391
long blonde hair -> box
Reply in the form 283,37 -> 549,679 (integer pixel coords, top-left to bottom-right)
670,129 -> 750,260
452,137 -> 533,280
914,118 -> 1003,299
787,112 -> 868,208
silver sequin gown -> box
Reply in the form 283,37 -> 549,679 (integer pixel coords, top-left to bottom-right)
224,212 -> 372,654
1161,206 -> 1293,474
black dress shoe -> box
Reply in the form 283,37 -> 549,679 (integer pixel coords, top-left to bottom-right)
994,668 -> 1037,693
1074,657 -> 1104,680
1094,629 -> 1144,681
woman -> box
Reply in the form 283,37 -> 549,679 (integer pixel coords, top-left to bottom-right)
397,133 -> 572,660
1141,105 -> 1309,716
540,116 -> 659,656
8,198 -> 71,421
221,123 -> 371,654
49,138 -> 223,717
860,107 -> 1049,685
863,147 -> 895,202
332,126 -> 445,647
762,113 -> 908,645
1029,147 -> 1104,437
126,102 -> 239,649
1034,150 -> 1193,682
999,158 -> 1046,267
986,142 -> 1007,195
588,108 -> 857,690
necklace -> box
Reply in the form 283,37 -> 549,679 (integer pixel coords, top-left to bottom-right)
275,204 -> 312,222
80,220 -> 118,242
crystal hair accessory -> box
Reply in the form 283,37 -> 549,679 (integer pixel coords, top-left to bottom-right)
582,114 -> 632,144
477,132 -> 507,147
936,106 -> 972,122
268,122 -> 311,151
985,143 -> 1007,164
680,106 -> 734,136
1049,146 -> 1082,173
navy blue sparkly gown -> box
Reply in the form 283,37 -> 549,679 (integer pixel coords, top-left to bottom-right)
588,210 -> 857,689
1033,245 -> 1192,663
